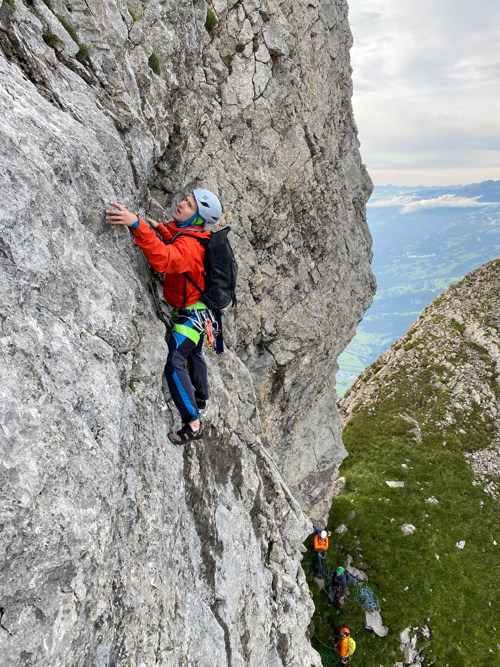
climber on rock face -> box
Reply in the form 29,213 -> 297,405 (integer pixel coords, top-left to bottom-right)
313,530 -> 329,576
105,190 -> 222,444
328,566 -> 347,613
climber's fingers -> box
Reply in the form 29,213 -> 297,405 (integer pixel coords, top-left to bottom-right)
147,218 -> 159,229
105,202 -> 137,227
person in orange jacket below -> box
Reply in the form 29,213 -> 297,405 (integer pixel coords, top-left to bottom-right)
313,530 -> 329,576
105,189 -> 222,444
335,628 -> 352,664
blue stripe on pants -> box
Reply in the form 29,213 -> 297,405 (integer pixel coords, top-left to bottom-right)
172,371 -> 196,416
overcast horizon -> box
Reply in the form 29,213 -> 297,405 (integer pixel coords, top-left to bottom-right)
348,0 -> 500,187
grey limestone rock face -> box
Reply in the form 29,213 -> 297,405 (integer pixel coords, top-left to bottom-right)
0,0 -> 374,664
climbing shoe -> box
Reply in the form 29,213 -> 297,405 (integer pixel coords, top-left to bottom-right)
168,422 -> 204,445
196,398 -> 207,410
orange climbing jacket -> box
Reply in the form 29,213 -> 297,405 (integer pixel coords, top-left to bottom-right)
335,637 -> 349,658
314,534 -> 329,551
131,219 -> 211,308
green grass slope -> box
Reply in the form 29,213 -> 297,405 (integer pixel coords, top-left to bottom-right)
308,258 -> 500,666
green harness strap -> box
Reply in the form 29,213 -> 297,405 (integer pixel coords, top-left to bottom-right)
184,301 -> 209,311
173,322 -> 201,345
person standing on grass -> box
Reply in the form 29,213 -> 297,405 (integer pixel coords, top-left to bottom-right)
106,190 -> 222,444
335,628 -> 354,664
328,566 -> 347,613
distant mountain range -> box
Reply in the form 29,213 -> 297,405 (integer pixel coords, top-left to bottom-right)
336,179 -> 500,396
370,180 -> 500,202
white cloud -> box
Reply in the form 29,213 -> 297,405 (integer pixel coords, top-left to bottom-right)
368,195 -> 418,208
349,0 -> 500,185
368,194 -> 500,214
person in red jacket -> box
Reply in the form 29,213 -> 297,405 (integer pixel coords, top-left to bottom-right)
106,189 -> 221,443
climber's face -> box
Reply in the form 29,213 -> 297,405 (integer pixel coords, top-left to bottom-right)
172,195 -> 198,222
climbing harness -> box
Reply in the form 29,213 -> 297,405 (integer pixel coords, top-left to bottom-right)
175,305 -> 221,355
141,252 -> 221,355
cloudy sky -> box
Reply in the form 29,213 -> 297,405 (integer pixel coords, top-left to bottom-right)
348,0 -> 500,186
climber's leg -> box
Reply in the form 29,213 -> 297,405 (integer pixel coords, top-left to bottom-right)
313,551 -> 320,576
187,335 -> 208,408
165,318 -> 201,425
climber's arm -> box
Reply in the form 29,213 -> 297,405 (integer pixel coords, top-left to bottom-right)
106,203 -> 198,274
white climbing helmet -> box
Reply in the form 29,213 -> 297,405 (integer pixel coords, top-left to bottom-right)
321,530 -> 327,539
193,188 -> 222,224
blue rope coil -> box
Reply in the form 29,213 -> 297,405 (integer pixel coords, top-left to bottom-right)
315,557 -> 380,613
345,572 -> 380,613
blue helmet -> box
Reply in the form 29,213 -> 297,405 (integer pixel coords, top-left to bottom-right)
193,189 -> 222,224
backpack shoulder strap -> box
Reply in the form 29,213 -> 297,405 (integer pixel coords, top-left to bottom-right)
167,230 -> 185,245
167,230 -> 211,246
182,273 -> 203,293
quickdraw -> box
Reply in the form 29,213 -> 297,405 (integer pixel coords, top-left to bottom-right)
205,317 -> 216,354
181,307 -> 219,354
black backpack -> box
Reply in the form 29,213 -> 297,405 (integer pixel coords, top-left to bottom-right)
168,227 -> 238,309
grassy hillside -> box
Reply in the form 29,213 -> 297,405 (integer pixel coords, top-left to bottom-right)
310,258 -> 500,666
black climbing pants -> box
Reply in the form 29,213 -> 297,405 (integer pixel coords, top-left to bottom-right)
165,316 -> 208,424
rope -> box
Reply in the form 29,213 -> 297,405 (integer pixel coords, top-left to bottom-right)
313,634 -> 340,667
314,557 -> 381,613
141,251 -> 171,331
316,552 -> 336,583
344,572 -> 380,613
316,552 -> 338,591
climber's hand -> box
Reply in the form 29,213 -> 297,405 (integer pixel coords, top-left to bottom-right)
106,202 -> 138,227
147,218 -> 160,229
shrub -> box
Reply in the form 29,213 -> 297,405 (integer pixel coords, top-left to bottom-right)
205,8 -> 218,32
42,31 -> 60,48
220,53 -> 233,74
76,44 -> 88,62
235,43 -> 245,53
57,14 -> 79,43
450,319 -> 466,334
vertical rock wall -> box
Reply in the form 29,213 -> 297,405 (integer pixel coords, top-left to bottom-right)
0,0 -> 374,664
